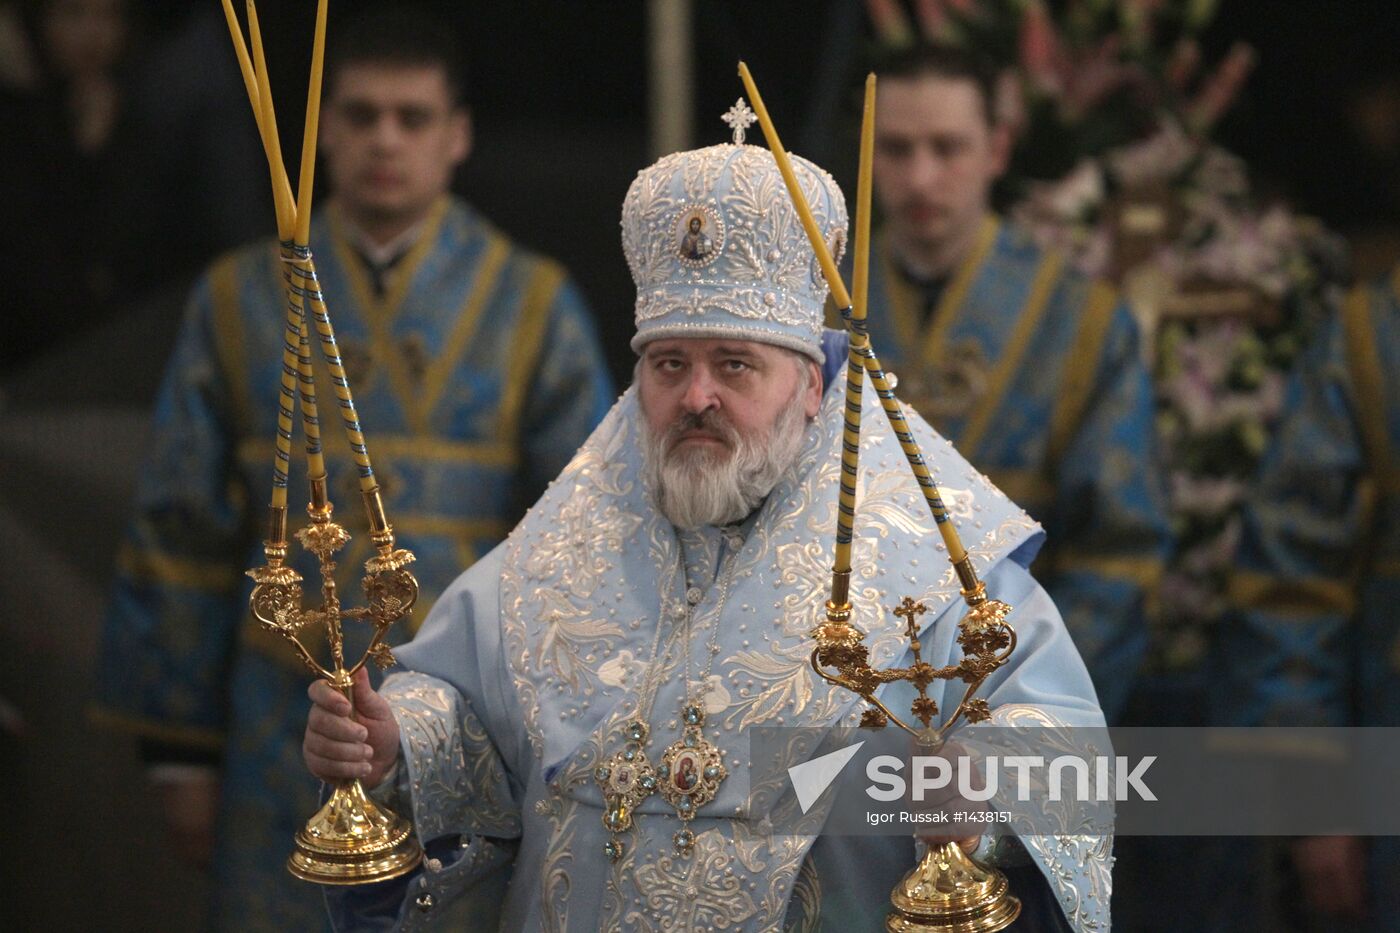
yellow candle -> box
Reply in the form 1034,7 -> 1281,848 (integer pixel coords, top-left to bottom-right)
852,74 -> 875,329
831,75 -> 878,578
220,0 -> 261,124
247,0 -> 294,239
737,62 -> 852,312
222,0 -> 294,233
294,0 -> 329,245
738,61 -> 971,567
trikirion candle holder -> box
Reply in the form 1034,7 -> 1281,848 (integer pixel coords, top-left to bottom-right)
739,63 -> 1023,932
222,0 -> 421,885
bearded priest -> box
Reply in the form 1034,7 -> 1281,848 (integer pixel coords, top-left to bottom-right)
303,109 -> 1112,932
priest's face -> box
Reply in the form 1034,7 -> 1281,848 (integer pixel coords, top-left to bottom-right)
873,74 -> 1010,265
637,338 -> 823,529
320,64 -> 471,236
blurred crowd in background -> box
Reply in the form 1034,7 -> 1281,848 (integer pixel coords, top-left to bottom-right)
2,0 -> 1399,930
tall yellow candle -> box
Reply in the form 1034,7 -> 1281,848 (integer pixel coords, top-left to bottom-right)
852,73 -> 875,330
737,62 -> 852,313
739,61 -> 970,565
247,0 -> 294,240
294,0 -> 329,245
221,0 -> 294,232
831,74 -> 877,577
220,0 -> 261,123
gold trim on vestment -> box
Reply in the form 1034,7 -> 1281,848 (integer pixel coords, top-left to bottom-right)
87,705 -> 226,750
496,260 -> 565,444
984,468 -> 1054,509
236,435 -> 518,468
1228,569 -> 1357,617
1342,281 -> 1398,494
117,542 -> 241,591
1045,281 -> 1120,467
921,217 -> 1000,364
416,234 -> 512,429
329,197 -> 452,424
210,252 -> 253,436
878,217 -> 1000,367
1049,553 -> 1165,589
960,251 -> 1066,454
389,513 -> 513,539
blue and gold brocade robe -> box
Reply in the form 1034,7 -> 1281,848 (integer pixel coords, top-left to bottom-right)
1227,265 -> 1400,926
1229,265 -> 1400,726
328,350 -> 1113,932
845,219 -> 1170,720
94,196 -> 614,930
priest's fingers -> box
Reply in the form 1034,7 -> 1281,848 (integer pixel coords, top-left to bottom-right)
349,665 -> 394,722
304,746 -> 376,782
304,729 -> 374,769
304,708 -> 375,781
307,699 -> 370,743
308,678 -> 353,717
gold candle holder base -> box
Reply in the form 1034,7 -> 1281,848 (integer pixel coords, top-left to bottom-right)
287,780 -> 423,885
885,842 -> 1021,933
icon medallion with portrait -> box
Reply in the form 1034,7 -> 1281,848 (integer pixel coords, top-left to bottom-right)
673,203 -> 725,268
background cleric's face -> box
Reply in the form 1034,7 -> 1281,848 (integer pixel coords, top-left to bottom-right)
637,338 -> 822,455
319,63 -> 471,224
872,74 -> 1009,253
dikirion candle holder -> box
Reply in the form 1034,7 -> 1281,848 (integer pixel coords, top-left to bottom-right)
739,63 -> 1023,932
222,0 -> 422,884
247,475 -> 424,885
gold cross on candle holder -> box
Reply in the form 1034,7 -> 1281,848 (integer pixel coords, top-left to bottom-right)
811,589 -> 1016,748
893,596 -> 926,643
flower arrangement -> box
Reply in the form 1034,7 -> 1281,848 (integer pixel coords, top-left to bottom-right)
868,0 -> 1349,670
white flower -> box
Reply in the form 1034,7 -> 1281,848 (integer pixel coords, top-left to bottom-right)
702,675 -> 731,714
597,649 -> 638,688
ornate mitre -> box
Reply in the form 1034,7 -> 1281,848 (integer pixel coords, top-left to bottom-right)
623,100 -> 848,363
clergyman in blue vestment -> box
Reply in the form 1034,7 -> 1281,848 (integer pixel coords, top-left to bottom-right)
306,112 -> 1112,932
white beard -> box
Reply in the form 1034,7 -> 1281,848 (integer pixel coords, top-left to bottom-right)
640,391 -> 810,530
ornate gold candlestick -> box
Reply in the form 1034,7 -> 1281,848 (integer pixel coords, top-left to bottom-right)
739,64 -> 1023,931
815,576 -> 1021,932
249,486 -> 423,885
223,0 -> 423,884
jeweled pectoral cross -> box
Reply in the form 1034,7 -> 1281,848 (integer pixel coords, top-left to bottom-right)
594,718 -> 659,863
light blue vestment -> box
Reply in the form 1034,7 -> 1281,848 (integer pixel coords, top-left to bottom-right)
95,196 -> 615,931
332,335 -> 1112,931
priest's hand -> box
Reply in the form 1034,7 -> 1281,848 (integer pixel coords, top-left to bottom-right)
304,667 -> 400,787
918,834 -> 983,855
907,737 -> 986,856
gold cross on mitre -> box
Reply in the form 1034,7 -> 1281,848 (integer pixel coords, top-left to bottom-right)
721,98 -> 758,144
